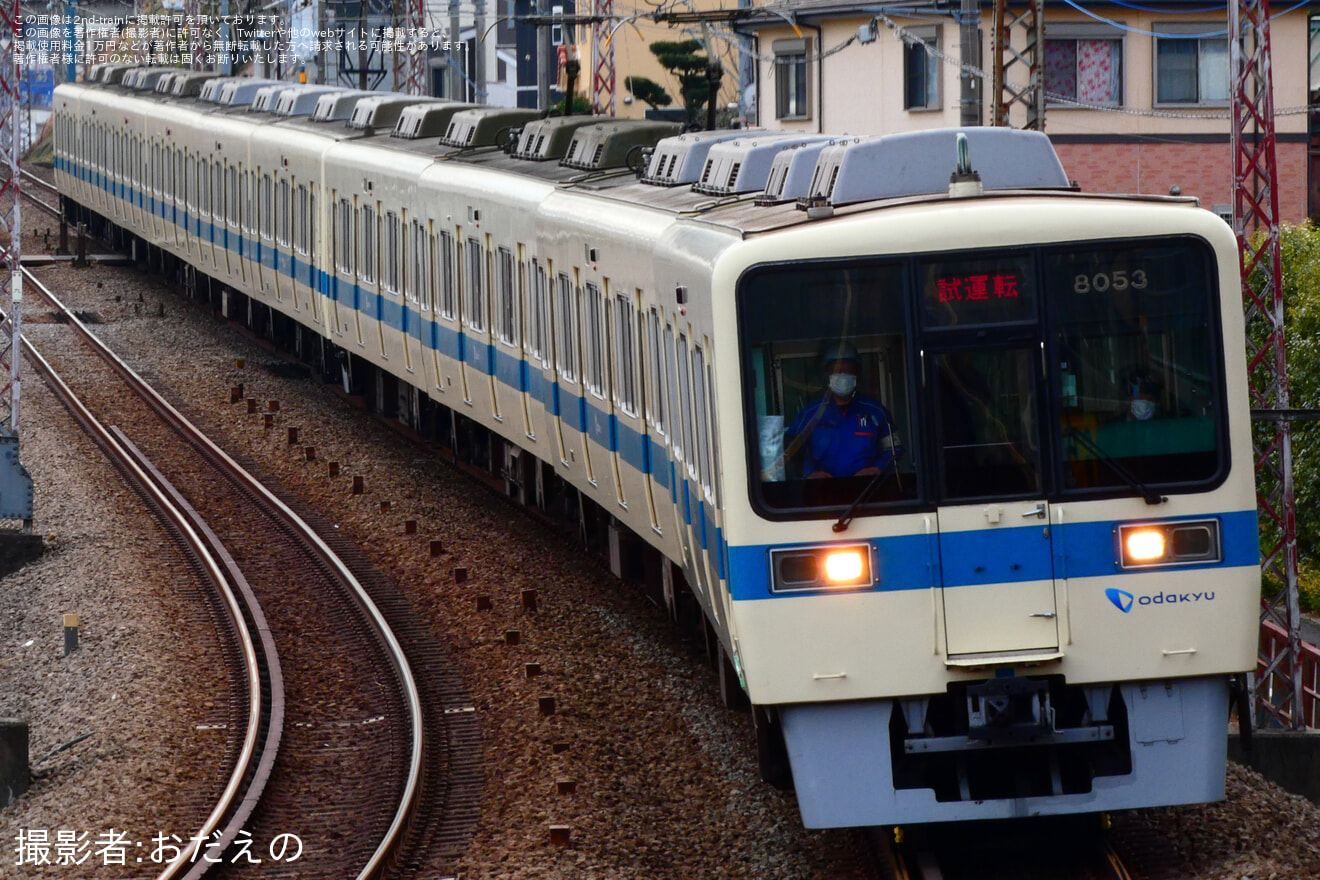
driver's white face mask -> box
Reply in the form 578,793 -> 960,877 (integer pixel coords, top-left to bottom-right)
1130,398 -> 1155,421
829,373 -> 857,398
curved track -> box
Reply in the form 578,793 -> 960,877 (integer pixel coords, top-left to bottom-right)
21,266 -> 480,878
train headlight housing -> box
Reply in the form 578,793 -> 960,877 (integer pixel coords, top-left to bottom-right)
1117,519 -> 1221,570
770,543 -> 874,593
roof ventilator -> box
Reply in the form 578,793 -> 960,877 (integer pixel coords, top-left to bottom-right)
691,133 -> 826,197
640,130 -> 749,186
558,120 -> 681,172
797,128 -> 1069,211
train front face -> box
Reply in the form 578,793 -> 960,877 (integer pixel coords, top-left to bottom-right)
718,197 -> 1259,828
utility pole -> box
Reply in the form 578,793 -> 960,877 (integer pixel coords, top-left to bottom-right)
959,0 -> 981,126
0,0 -> 35,532
1232,0 -> 1303,729
537,0 -> 551,110
449,0 -> 462,99
990,0 -> 1043,130
474,0 -> 485,102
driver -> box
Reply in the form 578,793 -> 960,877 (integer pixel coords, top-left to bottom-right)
787,343 -> 903,479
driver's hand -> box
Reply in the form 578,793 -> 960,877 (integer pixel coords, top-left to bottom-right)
808,471 -> 832,479
855,467 -> 882,476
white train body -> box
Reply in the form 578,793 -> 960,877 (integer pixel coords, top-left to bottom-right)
54,70 -> 1260,828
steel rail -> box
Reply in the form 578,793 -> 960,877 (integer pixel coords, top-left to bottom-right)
22,265 -> 426,880
19,168 -> 61,218
20,167 -> 56,193
21,338 -> 268,875
107,427 -> 287,880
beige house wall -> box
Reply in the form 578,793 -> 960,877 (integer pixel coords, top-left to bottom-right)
748,7 -> 1311,220
752,10 -> 1308,135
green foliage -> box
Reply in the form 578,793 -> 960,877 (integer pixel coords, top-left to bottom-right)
550,95 -> 593,115
1251,224 -> 1320,568
649,39 -> 713,126
624,75 -> 672,110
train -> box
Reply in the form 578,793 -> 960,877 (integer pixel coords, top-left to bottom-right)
52,66 -> 1260,828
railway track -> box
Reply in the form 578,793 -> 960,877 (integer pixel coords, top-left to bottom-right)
19,165 -> 61,219
857,816 -> 1137,880
19,267 -> 481,878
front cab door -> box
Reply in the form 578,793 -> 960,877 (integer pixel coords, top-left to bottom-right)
932,347 -> 1060,660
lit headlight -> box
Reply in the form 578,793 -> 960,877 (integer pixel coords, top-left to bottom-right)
770,543 -> 874,593
1117,519 -> 1221,570
824,549 -> 865,583
1125,529 -> 1166,562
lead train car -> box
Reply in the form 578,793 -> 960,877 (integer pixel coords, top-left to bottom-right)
53,72 -> 1259,828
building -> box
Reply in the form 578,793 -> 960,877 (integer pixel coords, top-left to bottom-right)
740,0 -> 1312,223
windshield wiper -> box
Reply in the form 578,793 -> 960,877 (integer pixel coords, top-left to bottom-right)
833,469 -> 887,532
834,437 -> 904,532
1065,428 -> 1166,505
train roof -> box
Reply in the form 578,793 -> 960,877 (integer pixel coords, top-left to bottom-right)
60,82 -> 1207,236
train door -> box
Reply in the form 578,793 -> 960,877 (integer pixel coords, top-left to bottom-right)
930,344 -> 1059,659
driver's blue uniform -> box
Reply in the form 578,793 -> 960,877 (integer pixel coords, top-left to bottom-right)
787,394 -> 902,478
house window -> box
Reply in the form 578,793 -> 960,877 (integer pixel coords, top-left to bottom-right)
903,26 -> 941,111
1154,25 -> 1229,105
773,38 -> 810,120
1045,25 -> 1122,106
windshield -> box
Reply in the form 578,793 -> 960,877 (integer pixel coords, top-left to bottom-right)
740,260 -> 921,511
1047,242 -> 1221,491
738,238 -> 1225,516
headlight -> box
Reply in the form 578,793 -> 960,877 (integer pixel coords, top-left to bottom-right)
1117,519 -> 1221,569
770,543 -> 874,592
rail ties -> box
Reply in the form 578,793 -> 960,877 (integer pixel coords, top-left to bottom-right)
861,817 -> 1134,880
22,267 -> 470,878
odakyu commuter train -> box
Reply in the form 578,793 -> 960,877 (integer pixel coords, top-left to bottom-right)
52,65 -> 1259,827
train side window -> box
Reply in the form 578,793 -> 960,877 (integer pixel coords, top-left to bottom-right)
705,354 -> 722,507
175,149 -> 184,203
278,178 -> 292,248
360,203 -> 377,284
260,175 -> 273,240
496,246 -> 516,345
227,165 -> 239,227
646,308 -> 666,435
693,345 -> 712,491
466,237 -> 486,331
556,272 -> 578,382
530,261 -> 549,366
384,211 -> 401,294
203,156 -> 212,215
337,197 -> 355,275
676,333 -> 694,476
438,231 -> 457,319
614,293 -> 638,417
409,219 -> 426,305
307,186 -> 316,260
213,161 -> 223,222
584,282 -> 606,398
293,184 -> 304,254
665,323 -> 680,459
241,170 -> 252,236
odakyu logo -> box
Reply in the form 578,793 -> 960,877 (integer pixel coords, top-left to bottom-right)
1105,587 -> 1216,613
